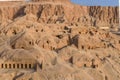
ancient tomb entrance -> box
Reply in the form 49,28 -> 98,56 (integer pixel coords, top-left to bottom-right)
0,51 -> 40,70
0,55 -> 38,70
0,63 -> 36,69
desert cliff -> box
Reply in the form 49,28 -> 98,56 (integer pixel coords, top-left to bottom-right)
0,0 -> 119,80
0,0 -> 119,27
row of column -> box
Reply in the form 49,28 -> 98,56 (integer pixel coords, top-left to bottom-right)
0,63 -> 35,69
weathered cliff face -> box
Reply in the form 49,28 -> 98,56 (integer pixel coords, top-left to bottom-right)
0,0 -> 120,80
89,6 -> 119,27
0,6 -> 25,22
25,3 -> 88,24
0,1 -> 119,28
0,2 -> 26,23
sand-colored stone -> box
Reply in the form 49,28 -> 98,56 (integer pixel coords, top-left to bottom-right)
0,0 -> 119,80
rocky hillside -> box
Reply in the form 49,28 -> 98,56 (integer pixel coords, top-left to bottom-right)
0,0 -> 119,80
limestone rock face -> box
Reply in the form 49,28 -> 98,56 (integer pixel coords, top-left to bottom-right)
0,6 -> 25,22
0,0 -> 119,80
89,6 -> 119,27
0,0 -> 119,28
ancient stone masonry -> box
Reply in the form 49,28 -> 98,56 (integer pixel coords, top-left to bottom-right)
0,59 -> 37,69
0,52 -> 40,70
1,63 -> 33,69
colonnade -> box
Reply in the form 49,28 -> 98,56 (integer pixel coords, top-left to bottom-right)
0,63 -> 35,69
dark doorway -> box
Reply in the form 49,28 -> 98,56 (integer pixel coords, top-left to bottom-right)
9,64 -> 11,68
21,64 -> 23,68
17,64 -> 19,68
1,64 -> 3,68
13,64 -> 15,68
25,64 -> 27,68
29,64 -> 32,68
5,64 -> 7,68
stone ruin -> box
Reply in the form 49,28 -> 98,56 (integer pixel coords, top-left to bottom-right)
0,52 -> 40,70
0,59 -> 37,69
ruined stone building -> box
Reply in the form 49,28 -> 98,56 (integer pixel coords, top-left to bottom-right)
0,52 -> 38,70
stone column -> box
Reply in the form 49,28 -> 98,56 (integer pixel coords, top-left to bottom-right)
30,64 -> 33,68
11,63 -> 13,69
6,64 -> 8,69
23,64 -> 25,69
5,64 -> 7,68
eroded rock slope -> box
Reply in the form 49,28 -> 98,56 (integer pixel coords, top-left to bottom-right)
0,0 -> 119,80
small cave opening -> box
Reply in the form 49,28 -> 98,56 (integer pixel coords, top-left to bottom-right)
81,45 -> 84,49
91,59 -> 98,68
12,30 -> 17,35
41,29 -> 44,32
11,44 -> 16,49
36,29 -> 38,32
29,41 -> 34,45
21,47 -> 25,49
56,35 -> 63,39
69,57 -> 73,64
88,46 -> 91,49
64,26 -> 69,30
89,31 -> 94,36
52,47 -> 56,50
51,47 -> 56,50
105,76 -> 108,80
79,32 -> 81,34
84,64 -> 86,67
46,41 -> 49,44
29,41 -> 32,45
1,64 -> 3,68
91,65 -> 96,68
